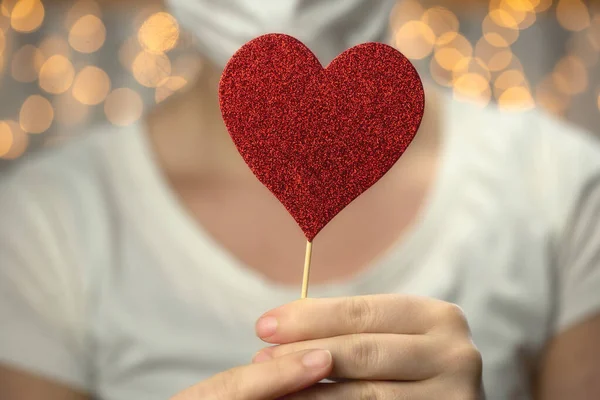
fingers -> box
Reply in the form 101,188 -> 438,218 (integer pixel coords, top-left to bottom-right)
281,380 -> 481,400
256,295 -> 465,343
170,349 -> 333,400
254,333 -> 440,381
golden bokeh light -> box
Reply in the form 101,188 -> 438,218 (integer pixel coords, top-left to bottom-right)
65,0 -> 102,29
535,0 -> 553,12
170,53 -> 204,81
52,91 -> 89,127
498,86 -> 535,111
0,29 -> 5,55
118,35 -> 142,72
39,55 -> 75,94
474,37 -> 514,71
453,72 -> 492,107
536,75 -> 572,115
552,55 -> 588,95
10,0 -> 44,33
39,34 -> 71,58
494,69 -> 529,100
482,14 -> 520,47
11,44 -> 45,82
394,20 -> 435,60
104,88 -> 143,126
1,0 -> 18,17
132,50 -> 172,88
155,76 -> 187,103
429,55 -> 454,87
69,14 -> 106,54
0,120 -> 13,157
421,6 -> 460,45
434,32 -> 473,71
557,0 -> 590,32
389,0 -> 425,32
138,12 -> 180,54
0,120 -> 28,159
453,57 -> 492,83
19,94 -> 54,134
72,66 -> 111,105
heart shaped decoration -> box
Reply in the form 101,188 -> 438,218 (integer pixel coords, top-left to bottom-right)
219,34 -> 425,242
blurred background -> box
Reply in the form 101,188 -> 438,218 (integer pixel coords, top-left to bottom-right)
0,0 -> 599,170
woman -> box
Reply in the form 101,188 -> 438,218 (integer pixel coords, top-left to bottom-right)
1,0 -> 599,399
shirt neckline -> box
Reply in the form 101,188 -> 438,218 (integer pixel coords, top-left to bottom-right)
119,95 -> 463,306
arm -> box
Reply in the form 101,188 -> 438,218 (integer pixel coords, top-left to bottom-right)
535,174 -> 600,399
534,315 -> 600,399
0,366 -> 90,400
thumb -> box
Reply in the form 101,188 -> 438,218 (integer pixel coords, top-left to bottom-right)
170,349 -> 333,400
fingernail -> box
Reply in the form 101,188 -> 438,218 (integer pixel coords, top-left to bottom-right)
302,350 -> 332,369
256,316 -> 278,338
252,350 -> 272,363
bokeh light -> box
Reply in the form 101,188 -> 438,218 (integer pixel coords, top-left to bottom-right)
557,0 -> 590,32
10,0 -> 45,33
52,91 -> 89,127
72,66 -> 111,105
104,88 -> 143,126
552,55 -> 588,95
394,20 -> 435,60
132,50 -> 171,87
138,12 -> 180,54
65,0 -> 102,29
68,14 -> 106,53
434,32 -> 473,71
0,120 -> 13,157
39,34 -> 71,58
19,94 -> 54,134
39,55 -> 75,94
155,76 -> 187,103
11,44 -> 44,82
0,120 -> 28,159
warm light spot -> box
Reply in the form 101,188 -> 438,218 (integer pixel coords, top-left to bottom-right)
118,35 -> 143,72
52,91 -> 89,127
421,6 -> 459,45
69,14 -> 106,53
394,20 -> 435,60
11,44 -> 45,82
453,57 -> 491,82
474,38 -> 513,72
1,0 -> 18,17
0,13 -> 10,32
495,69 -> 527,90
39,35 -> 71,58
552,55 -> 588,95
0,120 -> 28,159
0,121 -> 13,157
10,0 -> 44,33
482,14 -> 520,47
489,8 -> 519,29
72,66 -> 111,105
389,0 -> 425,32
567,30 -> 598,66
535,0 -> 553,12
453,73 -> 491,107
498,86 -> 535,111
19,95 -> 54,134
132,51 -> 172,88
39,55 -> 75,94
138,12 -> 179,54
65,0 -> 102,29
171,53 -> 204,81
434,33 -> 473,71
155,76 -> 187,103
104,88 -> 143,126
429,56 -> 453,87
0,30 -> 5,55
557,0 -> 590,32
536,75 -> 571,116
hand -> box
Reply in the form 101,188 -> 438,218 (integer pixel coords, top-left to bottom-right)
170,349 -> 333,400
253,295 -> 483,399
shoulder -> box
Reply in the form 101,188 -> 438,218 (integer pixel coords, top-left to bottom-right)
448,98 -> 600,233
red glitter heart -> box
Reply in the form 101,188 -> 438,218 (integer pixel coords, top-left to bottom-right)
219,33 -> 425,242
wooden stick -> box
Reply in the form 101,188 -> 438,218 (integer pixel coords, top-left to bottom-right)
301,241 -> 313,299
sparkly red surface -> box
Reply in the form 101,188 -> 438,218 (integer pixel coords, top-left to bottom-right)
219,33 -> 425,241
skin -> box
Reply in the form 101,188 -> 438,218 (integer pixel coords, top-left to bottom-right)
2,37 -> 600,400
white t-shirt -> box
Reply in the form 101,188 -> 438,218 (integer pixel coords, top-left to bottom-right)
1,97 -> 600,400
